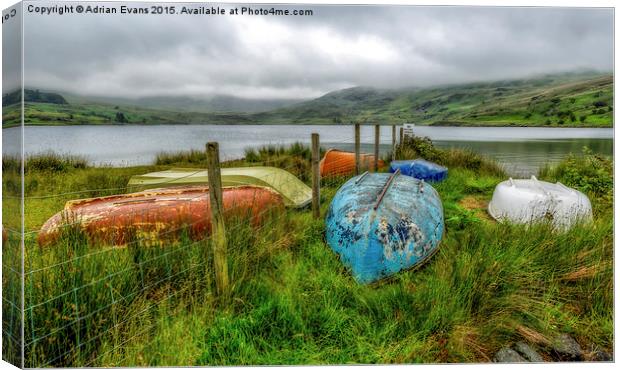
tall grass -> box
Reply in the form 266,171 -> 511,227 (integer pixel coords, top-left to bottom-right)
6,139 -> 613,366
24,224 -> 213,367
154,142 -> 316,182
155,150 -> 209,166
3,152 -> 89,174
394,135 -> 506,177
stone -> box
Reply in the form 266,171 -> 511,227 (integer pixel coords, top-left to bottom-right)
551,334 -> 582,361
591,351 -> 613,362
514,341 -> 544,362
494,347 -> 528,363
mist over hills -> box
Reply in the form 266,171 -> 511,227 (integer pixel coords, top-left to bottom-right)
2,71 -> 612,128
58,92 -> 303,114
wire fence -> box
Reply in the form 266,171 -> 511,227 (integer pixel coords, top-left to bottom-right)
2,125 -> 402,367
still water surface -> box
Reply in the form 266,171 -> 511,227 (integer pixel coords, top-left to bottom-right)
2,125 -> 613,176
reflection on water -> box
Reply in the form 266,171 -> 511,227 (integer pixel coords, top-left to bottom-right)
1,124 -> 613,177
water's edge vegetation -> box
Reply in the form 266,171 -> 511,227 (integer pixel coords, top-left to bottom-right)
2,137 -> 612,366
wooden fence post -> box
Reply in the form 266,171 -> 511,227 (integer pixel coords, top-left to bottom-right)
206,142 -> 229,298
392,125 -> 396,161
374,124 -> 380,172
400,127 -> 404,144
354,123 -> 361,175
311,133 -> 320,219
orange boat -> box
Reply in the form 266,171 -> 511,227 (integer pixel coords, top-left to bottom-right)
38,186 -> 284,247
319,149 -> 385,177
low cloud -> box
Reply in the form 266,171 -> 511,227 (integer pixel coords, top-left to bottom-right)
21,4 -> 613,100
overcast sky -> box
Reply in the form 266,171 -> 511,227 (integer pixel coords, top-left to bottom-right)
17,4 -> 614,100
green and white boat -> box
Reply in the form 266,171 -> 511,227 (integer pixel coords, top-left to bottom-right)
128,166 -> 312,208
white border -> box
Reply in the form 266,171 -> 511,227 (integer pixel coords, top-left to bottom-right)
0,1 -> 616,370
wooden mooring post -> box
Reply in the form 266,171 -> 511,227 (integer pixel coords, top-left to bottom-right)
391,125 -> 396,161
311,133 -> 320,219
399,127 -> 404,144
354,123 -> 361,175
206,142 -> 229,297
374,124 -> 380,172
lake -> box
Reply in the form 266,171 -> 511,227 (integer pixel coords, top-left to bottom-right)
2,125 -> 613,176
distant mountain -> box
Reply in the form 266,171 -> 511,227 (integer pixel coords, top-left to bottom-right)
3,71 -> 612,128
254,71 -> 613,126
3,89 -> 68,106
62,93 -> 302,114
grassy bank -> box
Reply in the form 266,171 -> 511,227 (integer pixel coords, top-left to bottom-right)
2,138 -> 613,366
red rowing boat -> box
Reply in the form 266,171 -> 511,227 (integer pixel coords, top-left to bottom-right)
38,186 -> 284,247
319,149 -> 385,177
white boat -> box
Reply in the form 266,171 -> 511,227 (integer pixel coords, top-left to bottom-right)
488,176 -> 592,229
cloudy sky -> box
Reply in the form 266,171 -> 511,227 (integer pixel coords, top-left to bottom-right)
18,3 -> 614,100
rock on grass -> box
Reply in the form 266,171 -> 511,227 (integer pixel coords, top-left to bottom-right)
591,351 -> 613,361
551,334 -> 582,361
514,341 -> 544,362
494,348 -> 527,363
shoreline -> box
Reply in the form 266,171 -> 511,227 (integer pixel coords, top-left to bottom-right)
2,122 -> 615,129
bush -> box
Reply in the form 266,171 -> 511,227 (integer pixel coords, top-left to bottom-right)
539,148 -> 612,211
395,135 -> 505,177
569,112 -> 576,122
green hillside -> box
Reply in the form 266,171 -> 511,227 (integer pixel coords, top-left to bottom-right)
61,92 -> 302,113
2,102 -> 257,128
258,72 -> 613,126
2,72 -> 613,128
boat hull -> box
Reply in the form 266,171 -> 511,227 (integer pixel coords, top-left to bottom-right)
128,166 -> 312,208
38,186 -> 284,247
326,173 -> 444,284
488,176 -> 592,229
389,159 -> 448,182
320,149 -> 384,177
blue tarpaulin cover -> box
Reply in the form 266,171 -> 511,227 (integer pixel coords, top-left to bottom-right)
389,159 -> 448,182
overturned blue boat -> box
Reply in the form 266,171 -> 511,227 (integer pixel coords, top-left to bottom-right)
389,159 -> 448,182
325,171 -> 444,284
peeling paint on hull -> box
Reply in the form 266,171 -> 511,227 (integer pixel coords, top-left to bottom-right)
38,186 -> 284,247
320,149 -> 385,177
326,173 -> 444,284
